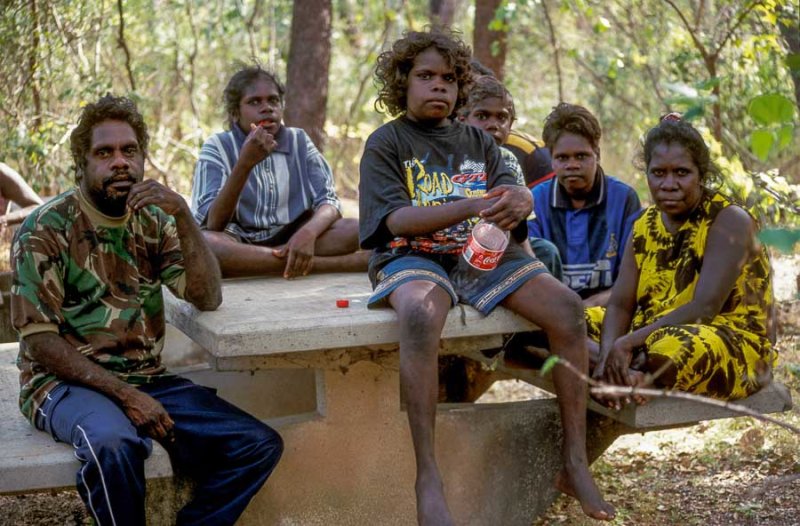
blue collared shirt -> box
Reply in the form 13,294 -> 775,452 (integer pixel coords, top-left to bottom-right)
191,124 -> 340,243
528,169 -> 641,297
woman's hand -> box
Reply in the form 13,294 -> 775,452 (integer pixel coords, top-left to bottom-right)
604,334 -> 636,387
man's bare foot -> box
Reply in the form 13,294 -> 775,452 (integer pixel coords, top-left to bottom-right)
555,464 -> 615,521
416,472 -> 455,526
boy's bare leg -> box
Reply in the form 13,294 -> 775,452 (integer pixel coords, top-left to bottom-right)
503,273 -> 615,521
388,281 -> 454,526
203,229 -> 368,278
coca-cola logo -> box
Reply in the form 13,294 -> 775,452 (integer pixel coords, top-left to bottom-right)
466,247 -> 503,270
480,252 -> 502,266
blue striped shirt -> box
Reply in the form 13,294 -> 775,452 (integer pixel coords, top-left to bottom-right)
191,125 -> 340,244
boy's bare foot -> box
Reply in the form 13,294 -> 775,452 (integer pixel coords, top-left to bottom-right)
555,463 -> 616,521
416,472 -> 455,526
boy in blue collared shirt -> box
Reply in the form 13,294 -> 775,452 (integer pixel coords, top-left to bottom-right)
191,66 -> 368,279
529,103 -> 641,307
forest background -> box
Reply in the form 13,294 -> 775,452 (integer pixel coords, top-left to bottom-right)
1,0 -> 799,228
1,2 -> 800,524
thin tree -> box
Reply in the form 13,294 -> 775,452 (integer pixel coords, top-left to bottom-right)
284,0 -> 332,151
430,0 -> 459,27
473,0 -> 508,80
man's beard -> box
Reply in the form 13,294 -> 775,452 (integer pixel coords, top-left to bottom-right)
88,175 -> 136,217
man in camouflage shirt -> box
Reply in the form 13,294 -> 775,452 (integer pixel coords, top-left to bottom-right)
11,95 -> 283,526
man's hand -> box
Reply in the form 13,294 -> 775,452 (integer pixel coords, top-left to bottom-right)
239,123 -> 277,168
272,228 -> 316,279
118,387 -> 175,441
480,185 -> 532,230
127,179 -> 190,217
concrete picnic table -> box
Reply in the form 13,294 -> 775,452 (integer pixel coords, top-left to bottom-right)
164,272 -> 792,525
164,272 -> 622,526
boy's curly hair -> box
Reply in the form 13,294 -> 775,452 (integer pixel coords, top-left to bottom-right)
459,75 -> 515,121
70,94 -> 149,182
542,102 -> 602,155
374,27 -> 472,117
635,116 -> 721,188
223,64 -> 285,128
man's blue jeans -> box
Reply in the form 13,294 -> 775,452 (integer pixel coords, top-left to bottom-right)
35,377 -> 283,526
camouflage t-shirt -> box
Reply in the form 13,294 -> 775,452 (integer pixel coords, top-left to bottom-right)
11,188 -> 188,423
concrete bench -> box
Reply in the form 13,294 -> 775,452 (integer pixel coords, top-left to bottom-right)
461,347 -> 793,429
163,273 -> 793,524
0,272 -> 792,525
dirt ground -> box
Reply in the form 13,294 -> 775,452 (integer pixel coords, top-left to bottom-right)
527,254 -> 800,526
1,255 -> 799,526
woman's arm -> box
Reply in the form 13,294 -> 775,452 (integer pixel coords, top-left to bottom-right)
623,205 -> 754,350
595,236 -> 639,383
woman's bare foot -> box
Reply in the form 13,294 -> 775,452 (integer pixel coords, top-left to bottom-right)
555,464 -> 616,521
416,472 -> 455,526
628,369 -> 651,405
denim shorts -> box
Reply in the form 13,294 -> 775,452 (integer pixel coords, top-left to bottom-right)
367,243 -> 547,315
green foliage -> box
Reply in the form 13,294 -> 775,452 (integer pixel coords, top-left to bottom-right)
758,228 -> 800,253
713,131 -> 800,227
540,355 -> 560,376
0,0 -> 797,209
788,363 -> 800,381
748,94 -> 797,161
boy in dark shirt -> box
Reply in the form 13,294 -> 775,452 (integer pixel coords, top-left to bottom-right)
359,28 -> 614,525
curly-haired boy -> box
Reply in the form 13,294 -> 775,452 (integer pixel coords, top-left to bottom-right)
359,28 -> 615,524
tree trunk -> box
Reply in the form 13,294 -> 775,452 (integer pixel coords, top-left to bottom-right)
473,0 -> 508,80
285,0 -> 332,152
28,0 -> 42,130
430,0 -> 459,27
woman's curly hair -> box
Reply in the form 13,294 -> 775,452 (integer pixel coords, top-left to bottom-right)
70,94 -> 149,182
635,116 -> 721,188
541,102 -> 602,155
374,27 -> 472,117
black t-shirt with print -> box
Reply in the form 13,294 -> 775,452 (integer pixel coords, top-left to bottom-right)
358,116 -> 527,256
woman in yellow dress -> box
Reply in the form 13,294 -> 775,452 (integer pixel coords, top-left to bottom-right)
590,115 -> 776,405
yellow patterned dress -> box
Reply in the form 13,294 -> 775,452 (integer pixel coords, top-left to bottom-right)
586,191 -> 776,400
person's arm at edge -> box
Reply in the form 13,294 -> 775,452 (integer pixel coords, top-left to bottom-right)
0,162 -> 44,226
23,331 -> 175,439
173,200 -> 222,310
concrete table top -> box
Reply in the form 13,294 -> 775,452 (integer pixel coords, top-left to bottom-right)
165,272 -> 537,368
